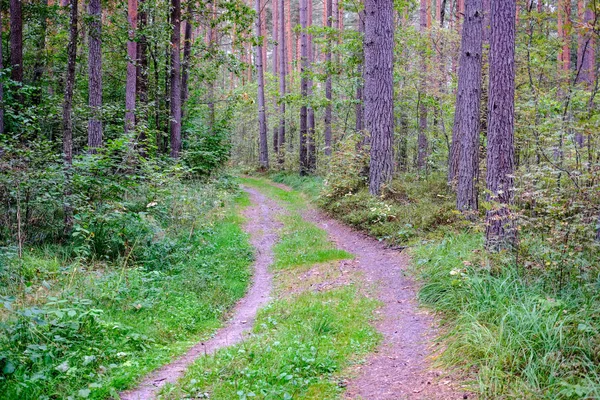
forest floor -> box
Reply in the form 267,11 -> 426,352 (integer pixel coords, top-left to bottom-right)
124,177 -> 468,399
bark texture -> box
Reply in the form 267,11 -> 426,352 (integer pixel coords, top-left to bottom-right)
170,0 -> 182,158
255,0 -> 269,168
454,0 -> 483,214
355,10 -> 365,134
324,0 -> 333,155
0,10 -> 4,134
485,0 -> 517,251
278,0 -> 286,164
365,0 -> 394,195
299,0 -> 309,174
125,0 -> 138,133
417,0 -> 429,171
9,0 -> 23,85
88,0 -> 103,151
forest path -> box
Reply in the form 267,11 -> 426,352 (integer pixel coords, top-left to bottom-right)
120,187 -> 283,400
299,203 -> 467,399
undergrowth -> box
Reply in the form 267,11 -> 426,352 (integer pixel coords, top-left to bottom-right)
0,179 -> 253,399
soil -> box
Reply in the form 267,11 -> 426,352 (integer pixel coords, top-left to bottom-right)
301,208 -> 470,400
119,187 -> 284,400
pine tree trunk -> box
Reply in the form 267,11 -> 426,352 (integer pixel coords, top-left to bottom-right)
307,0 -> 316,172
88,0 -> 103,151
285,0 -> 293,80
278,0 -> 287,165
10,0 -> 23,101
417,0 -> 429,171
299,0 -> 309,175
558,0 -> 571,73
170,0 -> 182,158
272,0 -> 278,75
255,0 -> 269,169
62,0 -> 78,234
0,10 -> 4,135
181,2 -> 193,109
485,0 -> 517,251
324,0 -> 333,155
365,0 -> 395,195
355,10 -> 365,134
455,0 -> 483,215
125,0 -> 138,133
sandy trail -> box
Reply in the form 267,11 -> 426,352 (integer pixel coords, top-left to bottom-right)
120,187 -> 283,400
301,207 -> 467,400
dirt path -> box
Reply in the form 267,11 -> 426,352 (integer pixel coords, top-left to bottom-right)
301,208 -> 467,400
120,188 -> 283,400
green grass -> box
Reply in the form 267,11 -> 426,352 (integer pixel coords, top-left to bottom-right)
270,173 -> 324,202
239,176 -> 307,210
162,179 -> 379,400
0,183 -> 254,399
273,214 -> 352,270
413,233 -> 600,399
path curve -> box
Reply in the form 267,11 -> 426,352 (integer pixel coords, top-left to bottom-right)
301,207 -> 466,400
120,187 -> 283,400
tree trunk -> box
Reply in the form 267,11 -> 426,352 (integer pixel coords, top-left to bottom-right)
63,0 -> 78,234
355,9 -> 365,134
125,0 -> 138,133
270,0 -> 278,76
285,0 -> 293,79
324,0 -> 333,155
255,0 -> 269,169
455,0 -> 483,215
299,0 -> 309,174
10,0 -> 23,101
307,0 -> 316,172
0,10 -> 4,134
485,0 -> 517,251
137,0 -> 148,153
32,0 -> 49,105
558,0 -> 571,73
170,0 -> 182,158
365,0 -> 394,195
577,1 -> 594,87
417,0 -> 429,171
181,2 -> 193,109
88,0 -> 103,151
278,0 -> 286,165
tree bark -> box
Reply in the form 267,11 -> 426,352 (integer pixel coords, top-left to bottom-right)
63,0 -> 78,234
170,0 -> 182,158
255,0 -> 269,168
455,0 -> 483,215
417,0 -> 429,171
558,0 -> 571,73
355,9 -> 365,134
125,0 -> 138,133
181,1 -> 193,108
88,0 -> 103,151
10,0 -> 23,100
278,0 -> 286,165
137,0 -> 149,154
307,0 -> 316,172
285,0 -> 293,79
365,0 -> 394,195
272,0 -> 278,75
577,0 -> 595,87
0,10 -> 4,134
324,0 -> 333,155
485,0 -> 517,251
299,0 -> 309,174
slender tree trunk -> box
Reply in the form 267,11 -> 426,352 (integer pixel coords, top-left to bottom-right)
485,0 -> 517,251
455,0 -> 483,215
255,0 -> 269,168
307,0 -> 316,172
181,2 -> 193,108
32,0 -> 49,105
125,0 -> 138,133
417,0 -> 429,170
285,0 -> 293,79
365,0 -> 395,195
278,0 -> 287,164
355,9 -> 365,134
299,0 -> 309,174
170,0 -> 182,158
10,0 -> 23,102
88,0 -> 103,151
272,0 -> 278,75
577,0 -> 594,87
0,10 -> 4,134
63,0 -> 78,234
324,0 -> 333,155
137,0 -> 148,153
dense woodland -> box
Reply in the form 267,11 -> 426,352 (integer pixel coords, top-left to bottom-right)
1,0 -> 600,398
